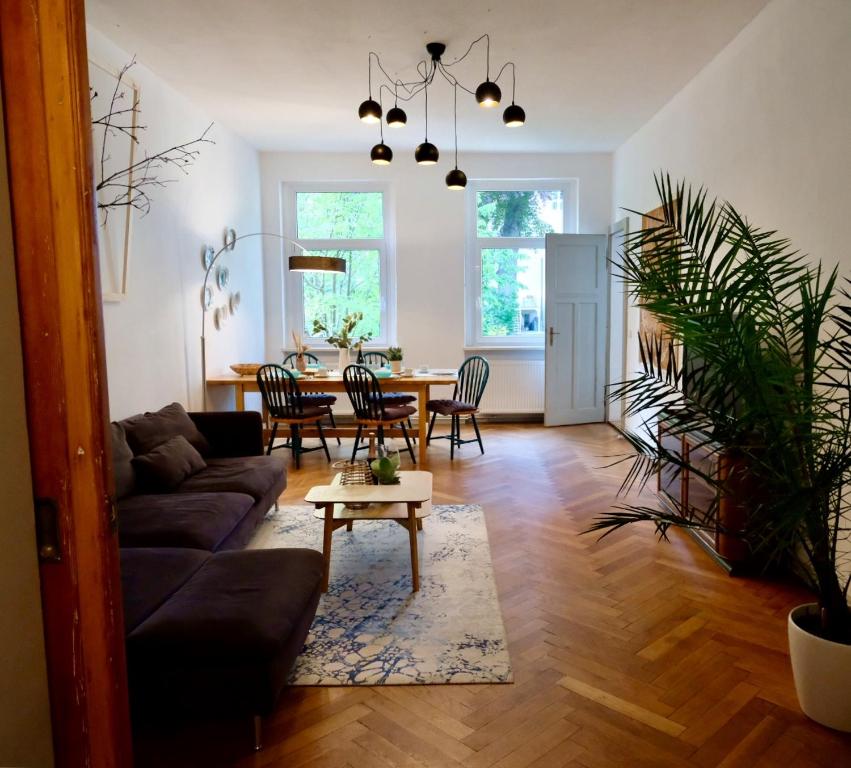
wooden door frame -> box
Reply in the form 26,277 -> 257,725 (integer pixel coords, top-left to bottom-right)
0,1 -> 132,766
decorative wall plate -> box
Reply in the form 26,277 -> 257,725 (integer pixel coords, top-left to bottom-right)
216,265 -> 230,290
202,245 -> 215,270
229,290 -> 241,314
224,227 -> 237,251
214,305 -> 229,330
201,285 -> 213,310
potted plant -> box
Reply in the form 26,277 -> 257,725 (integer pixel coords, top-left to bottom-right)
312,312 -> 373,371
589,175 -> 851,731
388,346 -> 404,373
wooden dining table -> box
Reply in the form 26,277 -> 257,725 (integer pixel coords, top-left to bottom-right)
206,371 -> 458,464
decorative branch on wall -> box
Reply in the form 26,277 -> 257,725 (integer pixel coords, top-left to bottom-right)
90,57 -> 215,222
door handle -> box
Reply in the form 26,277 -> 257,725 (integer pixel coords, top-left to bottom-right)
549,327 -> 560,346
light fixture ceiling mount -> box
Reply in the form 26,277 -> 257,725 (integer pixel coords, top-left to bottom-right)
358,35 -> 525,181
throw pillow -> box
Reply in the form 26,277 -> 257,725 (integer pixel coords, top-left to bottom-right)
120,402 -> 211,456
110,422 -> 136,499
132,435 -> 207,492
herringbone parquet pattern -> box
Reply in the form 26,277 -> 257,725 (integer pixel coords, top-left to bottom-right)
135,424 -> 851,767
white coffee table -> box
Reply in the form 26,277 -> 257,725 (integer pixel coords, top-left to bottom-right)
304,470 -> 433,592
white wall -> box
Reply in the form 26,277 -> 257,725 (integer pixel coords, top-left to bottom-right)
260,152 -> 612,381
613,0 -> 851,380
0,85 -> 54,768
87,27 -> 265,419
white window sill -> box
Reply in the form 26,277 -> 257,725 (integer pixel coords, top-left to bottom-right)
464,345 -> 544,352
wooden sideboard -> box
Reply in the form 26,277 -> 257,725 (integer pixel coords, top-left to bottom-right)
658,419 -> 750,572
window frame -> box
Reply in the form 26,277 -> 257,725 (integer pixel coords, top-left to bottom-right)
282,181 -> 396,348
465,179 -> 576,349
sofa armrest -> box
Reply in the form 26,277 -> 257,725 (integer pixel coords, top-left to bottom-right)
189,411 -> 264,458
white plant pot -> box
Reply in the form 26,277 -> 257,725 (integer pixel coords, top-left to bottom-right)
390,360 -> 402,373
337,347 -> 350,372
788,603 -> 851,732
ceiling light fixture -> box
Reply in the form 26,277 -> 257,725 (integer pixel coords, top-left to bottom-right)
446,84 -> 467,190
360,35 -> 525,180
415,80 -> 439,165
502,63 -> 526,127
370,94 -> 393,164
386,83 -> 408,127
358,52 -> 382,123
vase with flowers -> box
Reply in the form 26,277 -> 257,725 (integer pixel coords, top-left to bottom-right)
291,331 -> 310,371
312,311 -> 373,372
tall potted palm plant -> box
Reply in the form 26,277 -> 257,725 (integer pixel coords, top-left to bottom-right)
590,175 -> 851,731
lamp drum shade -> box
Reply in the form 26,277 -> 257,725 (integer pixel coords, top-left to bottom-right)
358,98 -> 382,123
288,255 -> 347,274
415,141 -> 439,165
475,80 -> 501,107
370,142 -> 393,164
445,168 -> 467,189
503,103 -> 526,127
386,106 -> 407,127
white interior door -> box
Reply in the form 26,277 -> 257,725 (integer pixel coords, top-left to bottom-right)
544,234 -> 608,426
606,220 -> 628,427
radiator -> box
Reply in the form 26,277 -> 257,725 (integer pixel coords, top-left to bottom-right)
478,359 -> 545,414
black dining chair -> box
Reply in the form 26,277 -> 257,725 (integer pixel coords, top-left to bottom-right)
343,364 -> 416,463
426,355 -> 489,459
282,351 -> 340,445
256,364 -> 331,469
359,351 -> 416,431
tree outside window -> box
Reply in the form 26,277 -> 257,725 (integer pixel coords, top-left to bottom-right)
473,189 -> 564,343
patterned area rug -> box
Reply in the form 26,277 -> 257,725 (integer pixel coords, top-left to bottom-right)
248,504 -> 512,686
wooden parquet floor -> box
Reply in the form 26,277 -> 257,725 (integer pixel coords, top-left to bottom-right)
134,424 -> 851,767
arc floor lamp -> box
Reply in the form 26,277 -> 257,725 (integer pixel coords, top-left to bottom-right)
200,231 -> 346,409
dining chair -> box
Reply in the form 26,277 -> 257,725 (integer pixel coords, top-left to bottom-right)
426,355 -> 489,459
282,352 -> 340,445
359,350 -> 416,429
256,364 -> 331,469
343,364 -> 416,463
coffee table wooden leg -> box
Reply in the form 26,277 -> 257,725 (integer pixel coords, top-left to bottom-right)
407,503 -> 420,592
322,503 -> 334,592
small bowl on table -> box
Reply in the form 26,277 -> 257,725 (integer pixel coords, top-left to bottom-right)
374,369 -> 393,379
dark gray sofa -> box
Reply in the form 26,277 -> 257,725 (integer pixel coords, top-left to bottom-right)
111,403 -> 323,750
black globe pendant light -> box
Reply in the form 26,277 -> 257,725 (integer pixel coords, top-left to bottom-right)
358,53 -> 382,123
415,82 -> 439,165
415,142 -> 439,165
502,64 -> 525,126
503,103 -> 525,127
445,168 -> 467,189
475,80 -> 501,108
358,98 -> 382,123
386,106 -> 407,127
445,84 -> 467,189
371,142 -> 393,165
386,83 -> 407,127
370,96 -> 393,164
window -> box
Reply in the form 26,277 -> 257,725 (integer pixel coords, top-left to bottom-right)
284,185 -> 394,346
466,181 -> 573,347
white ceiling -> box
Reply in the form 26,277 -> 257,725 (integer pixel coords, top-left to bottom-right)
84,0 -> 769,154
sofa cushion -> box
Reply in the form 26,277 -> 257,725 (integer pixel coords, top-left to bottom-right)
127,548 -> 324,663
110,422 -> 136,499
120,402 -> 211,456
120,547 -> 210,633
176,455 -> 284,501
132,435 -> 207,492
118,492 -> 254,551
